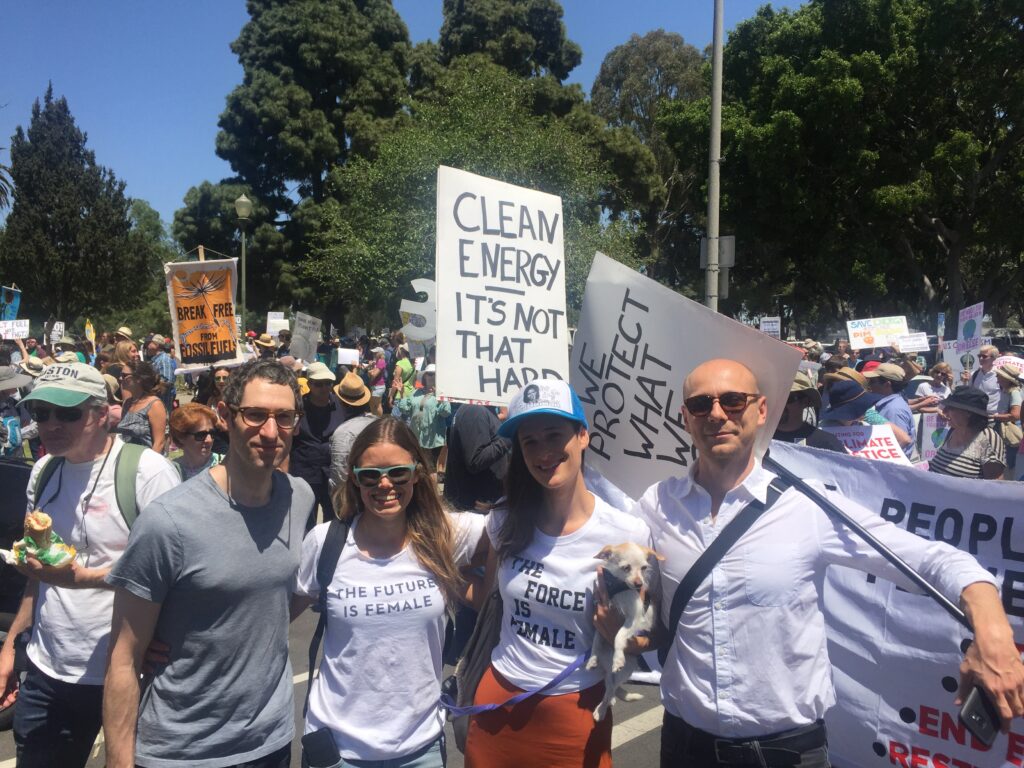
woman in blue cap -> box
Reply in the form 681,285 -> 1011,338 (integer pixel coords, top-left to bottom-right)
464,380 -> 650,768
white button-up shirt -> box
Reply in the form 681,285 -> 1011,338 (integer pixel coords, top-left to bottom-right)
634,461 -> 996,738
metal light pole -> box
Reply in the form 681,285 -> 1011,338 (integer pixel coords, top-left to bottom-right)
705,0 -> 725,312
234,194 -> 253,333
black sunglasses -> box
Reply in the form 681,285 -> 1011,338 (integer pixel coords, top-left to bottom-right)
351,464 -> 418,487
187,430 -> 214,442
31,406 -> 86,424
683,392 -> 759,418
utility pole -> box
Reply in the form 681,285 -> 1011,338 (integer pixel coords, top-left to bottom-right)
705,0 -> 725,312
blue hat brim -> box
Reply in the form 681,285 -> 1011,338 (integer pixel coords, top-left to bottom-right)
822,391 -> 883,422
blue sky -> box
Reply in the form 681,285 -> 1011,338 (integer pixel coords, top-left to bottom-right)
1,1 -> 796,227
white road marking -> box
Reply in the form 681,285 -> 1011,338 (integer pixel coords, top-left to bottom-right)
611,704 -> 664,749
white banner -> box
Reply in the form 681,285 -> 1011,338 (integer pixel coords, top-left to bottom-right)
290,311 -> 321,363
760,316 -> 781,338
569,252 -> 802,500
771,441 -> 1024,768
823,424 -> 913,466
846,316 -> 910,350
895,332 -> 931,353
266,311 -> 290,337
0,319 -> 30,339
434,166 -> 568,405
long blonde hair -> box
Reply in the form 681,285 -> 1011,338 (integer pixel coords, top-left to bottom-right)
113,340 -> 137,367
337,418 -> 462,609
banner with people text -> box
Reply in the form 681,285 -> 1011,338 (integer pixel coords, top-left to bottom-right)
164,258 -> 245,371
434,166 -> 569,405
772,440 -> 1024,768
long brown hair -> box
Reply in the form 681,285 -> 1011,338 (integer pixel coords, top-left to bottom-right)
338,417 -> 462,609
496,420 -> 586,561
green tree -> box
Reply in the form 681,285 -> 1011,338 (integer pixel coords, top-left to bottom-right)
439,0 -> 582,81
591,30 -> 705,286
0,86 -> 149,322
216,0 -> 411,204
660,0 -> 1024,331
303,58 -> 640,323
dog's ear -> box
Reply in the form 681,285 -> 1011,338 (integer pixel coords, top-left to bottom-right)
644,547 -> 665,562
595,545 -> 614,560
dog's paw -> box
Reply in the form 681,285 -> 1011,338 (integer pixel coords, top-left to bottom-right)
620,691 -> 643,702
585,656 -> 599,671
593,704 -> 608,722
611,653 -> 626,673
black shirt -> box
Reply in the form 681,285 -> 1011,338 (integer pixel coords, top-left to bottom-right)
290,391 -> 348,486
773,422 -> 847,453
443,405 -> 511,511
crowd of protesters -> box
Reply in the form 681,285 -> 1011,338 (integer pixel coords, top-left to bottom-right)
0,323 -> 1022,768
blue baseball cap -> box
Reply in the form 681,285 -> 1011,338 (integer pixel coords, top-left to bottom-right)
498,380 -> 589,438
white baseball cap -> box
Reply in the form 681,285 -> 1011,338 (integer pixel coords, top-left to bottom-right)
498,380 -> 588,438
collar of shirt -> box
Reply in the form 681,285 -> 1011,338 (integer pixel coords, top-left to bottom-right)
675,459 -> 773,526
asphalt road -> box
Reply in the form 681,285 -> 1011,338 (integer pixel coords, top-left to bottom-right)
0,609 -> 663,767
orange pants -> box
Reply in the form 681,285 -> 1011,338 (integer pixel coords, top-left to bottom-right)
464,665 -> 613,768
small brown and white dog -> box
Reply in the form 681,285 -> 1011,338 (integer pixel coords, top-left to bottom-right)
587,542 -> 664,721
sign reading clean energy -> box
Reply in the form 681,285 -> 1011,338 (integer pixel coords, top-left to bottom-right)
435,166 -> 568,405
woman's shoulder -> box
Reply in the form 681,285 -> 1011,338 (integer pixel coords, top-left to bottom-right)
591,496 -> 650,540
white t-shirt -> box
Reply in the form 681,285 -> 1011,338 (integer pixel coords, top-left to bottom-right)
486,497 -> 651,695
25,437 -> 181,684
294,511 -> 486,761
916,381 -> 951,400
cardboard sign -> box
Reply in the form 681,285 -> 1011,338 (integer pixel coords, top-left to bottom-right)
919,412 -> 949,464
399,278 -> 436,343
49,322 -> 65,345
0,319 -> 29,339
957,301 -> 984,350
84,319 -> 95,346
290,311 -> 321,363
823,424 -> 913,465
434,166 -> 568,405
1,286 -> 21,321
569,252 -> 802,500
845,316 -> 909,350
759,316 -> 781,338
164,258 -> 245,371
943,337 -> 992,380
336,347 -> 359,367
994,356 -> 1024,377
894,332 -> 930,353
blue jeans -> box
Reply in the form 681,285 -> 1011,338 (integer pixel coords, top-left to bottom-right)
310,736 -> 445,768
13,661 -> 103,768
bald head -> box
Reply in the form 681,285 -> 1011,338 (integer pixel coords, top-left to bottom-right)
684,359 -> 761,399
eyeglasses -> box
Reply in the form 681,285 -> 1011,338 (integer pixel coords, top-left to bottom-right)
31,406 -> 86,424
683,392 -> 760,418
229,406 -> 302,429
351,464 -> 419,487
187,430 -> 214,442
214,375 -> 230,382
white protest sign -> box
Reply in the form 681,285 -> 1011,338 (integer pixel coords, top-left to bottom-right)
569,252 -> 803,500
957,301 -> 984,351
266,311 -> 289,336
846,316 -> 909,350
769,441 -> 1024,768
399,278 -> 437,343
943,337 -> 992,380
434,166 -> 568,405
0,320 -> 30,339
760,316 -> 781,338
290,311 -> 321,363
919,412 -> 949,464
335,347 -> 359,367
823,424 -> 913,465
49,322 -> 65,345
995,356 -> 1024,377
895,332 -> 930,353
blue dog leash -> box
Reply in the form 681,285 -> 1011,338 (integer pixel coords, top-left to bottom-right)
440,652 -> 590,718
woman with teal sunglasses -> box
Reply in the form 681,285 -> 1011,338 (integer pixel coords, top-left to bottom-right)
292,417 -> 488,767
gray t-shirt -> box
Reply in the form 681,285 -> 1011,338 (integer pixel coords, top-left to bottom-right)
108,470 -> 315,768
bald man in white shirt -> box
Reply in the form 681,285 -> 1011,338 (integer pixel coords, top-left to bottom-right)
599,358 -> 1024,768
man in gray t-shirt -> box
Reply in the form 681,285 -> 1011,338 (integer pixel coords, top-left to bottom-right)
103,360 -> 316,768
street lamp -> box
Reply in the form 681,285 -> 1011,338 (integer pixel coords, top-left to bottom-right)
705,0 -> 725,312
234,194 -> 252,333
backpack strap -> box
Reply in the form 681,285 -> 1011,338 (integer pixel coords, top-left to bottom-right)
31,455 -> 65,507
114,442 -> 146,529
304,518 -> 350,715
658,478 -> 787,666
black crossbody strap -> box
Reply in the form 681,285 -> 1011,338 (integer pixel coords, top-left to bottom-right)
304,518 -> 349,715
658,479 -> 787,666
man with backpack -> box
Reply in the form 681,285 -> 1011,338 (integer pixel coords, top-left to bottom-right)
0,362 -> 179,768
